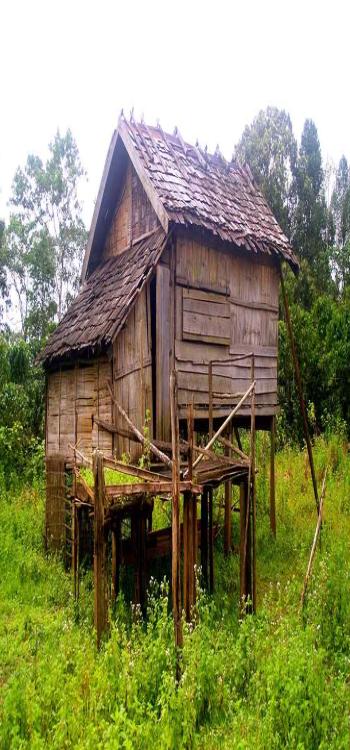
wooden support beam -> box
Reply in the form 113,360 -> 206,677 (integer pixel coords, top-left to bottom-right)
187,380 -> 256,476
217,435 -> 249,462
93,450 -> 108,648
107,381 -> 173,469
234,425 -> 243,453
201,488 -> 209,588
239,479 -> 252,610
111,519 -> 121,602
105,479 -> 203,499
280,271 -> 319,514
208,487 -> 214,593
270,415 -> 276,537
170,371 -> 183,654
224,428 -> 232,556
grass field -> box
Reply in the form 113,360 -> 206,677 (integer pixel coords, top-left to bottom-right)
1,435 -> 350,748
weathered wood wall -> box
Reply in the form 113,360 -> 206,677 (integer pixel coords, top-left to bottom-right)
46,355 -> 113,459
113,285 -> 153,460
103,161 -> 159,259
174,234 -> 279,421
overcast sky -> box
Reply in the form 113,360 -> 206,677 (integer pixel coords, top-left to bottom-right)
1,0 -> 349,227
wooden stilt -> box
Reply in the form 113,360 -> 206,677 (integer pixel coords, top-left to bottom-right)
72,500 -> 77,600
170,371 -> 183,653
239,479 -> 252,609
76,505 -> 80,600
139,511 -> 147,612
132,513 -> 146,609
270,415 -> 276,537
280,272 -> 319,514
93,450 -> 108,648
224,428 -> 232,555
201,488 -> 209,588
111,518 -> 121,601
208,487 -> 214,593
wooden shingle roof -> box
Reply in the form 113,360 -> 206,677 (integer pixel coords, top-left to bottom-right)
123,118 -> 298,270
40,227 -> 167,366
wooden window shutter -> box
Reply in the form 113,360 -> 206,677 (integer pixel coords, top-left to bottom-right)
182,288 -> 230,345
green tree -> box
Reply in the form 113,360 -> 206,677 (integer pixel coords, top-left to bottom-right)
235,107 -> 297,235
5,130 -> 87,339
0,221 -> 8,324
330,156 -> 350,291
292,120 -> 331,296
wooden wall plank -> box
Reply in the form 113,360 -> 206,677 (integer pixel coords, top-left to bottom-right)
114,285 -> 153,460
156,265 -> 171,441
174,234 -> 279,418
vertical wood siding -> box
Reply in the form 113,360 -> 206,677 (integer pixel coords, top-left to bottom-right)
103,160 -> 159,260
46,356 -> 113,460
113,285 -> 153,460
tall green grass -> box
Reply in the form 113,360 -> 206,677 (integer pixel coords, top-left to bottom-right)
0,435 -> 350,748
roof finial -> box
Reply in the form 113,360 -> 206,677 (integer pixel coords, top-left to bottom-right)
118,108 -> 124,125
130,107 -> 135,123
173,125 -> 178,135
156,118 -> 161,129
140,112 -> 144,124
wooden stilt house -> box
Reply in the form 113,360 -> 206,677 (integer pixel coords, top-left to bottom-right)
40,115 -> 298,625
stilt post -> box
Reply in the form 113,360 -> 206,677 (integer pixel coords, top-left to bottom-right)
280,271 -> 319,514
170,371 -> 183,653
93,450 -> 108,648
224,427 -> 232,555
201,488 -> 209,588
270,415 -> 276,537
208,487 -> 214,593
111,518 -> 121,601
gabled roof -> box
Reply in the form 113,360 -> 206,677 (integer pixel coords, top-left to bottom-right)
82,115 -> 299,279
40,227 -> 167,367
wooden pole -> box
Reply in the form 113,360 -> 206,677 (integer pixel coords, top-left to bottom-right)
209,361 -> 213,440
170,371 -> 183,653
239,479 -> 252,608
93,450 -> 108,648
300,468 -> 328,610
201,488 -> 209,588
185,380 -> 256,476
111,519 -> 121,602
250,357 -> 257,613
208,487 -> 214,593
270,415 -> 276,537
184,402 -> 196,619
224,428 -> 232,556
280,271 -> 319,514
107,381 -> 173,469
72,500 -> 77,600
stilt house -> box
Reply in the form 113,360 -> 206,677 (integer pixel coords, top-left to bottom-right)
40,116 -> 298,587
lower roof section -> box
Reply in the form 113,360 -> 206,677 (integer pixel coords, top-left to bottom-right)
39,227 -> 167,368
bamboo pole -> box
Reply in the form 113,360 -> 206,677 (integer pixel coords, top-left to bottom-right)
300,467 -> 328,610
185,380 -> 256,476
280,271 -> 319,514
107,381 -> 173,469
170,371 -> 183,655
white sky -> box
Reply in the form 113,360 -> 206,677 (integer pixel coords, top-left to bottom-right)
1,0 -> 349,228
